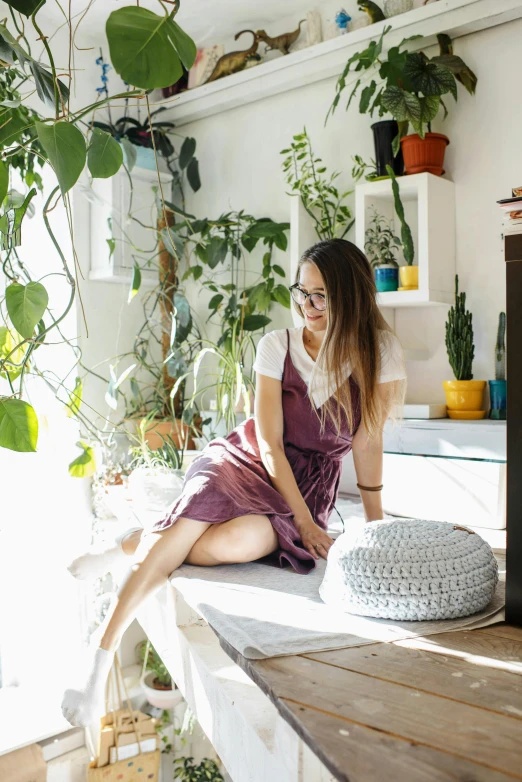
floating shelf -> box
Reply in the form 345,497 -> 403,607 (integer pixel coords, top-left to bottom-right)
163,0 -> 522,127
356,173 -> 456,309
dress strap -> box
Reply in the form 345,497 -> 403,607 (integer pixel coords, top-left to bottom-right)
286,328 -> 290,352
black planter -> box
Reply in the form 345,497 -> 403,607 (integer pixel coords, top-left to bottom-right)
371,120 -> 404,177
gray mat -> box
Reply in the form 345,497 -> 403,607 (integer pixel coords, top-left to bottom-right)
170,506 -> 505,659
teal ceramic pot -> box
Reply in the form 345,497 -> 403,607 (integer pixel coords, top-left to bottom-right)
375,265 -> 399,293
488,379 -> 507,420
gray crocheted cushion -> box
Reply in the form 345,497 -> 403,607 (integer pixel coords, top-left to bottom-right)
319,519 -> 498,621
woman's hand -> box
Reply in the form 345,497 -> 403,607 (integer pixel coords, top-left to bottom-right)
300,524 -> 334,560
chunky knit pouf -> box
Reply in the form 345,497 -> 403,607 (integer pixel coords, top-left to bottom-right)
319,519 -> 498,621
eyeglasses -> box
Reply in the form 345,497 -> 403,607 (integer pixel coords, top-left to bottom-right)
289,284 -> 327,312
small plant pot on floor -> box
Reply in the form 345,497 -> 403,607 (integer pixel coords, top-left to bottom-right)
400,133 -> 449,176
375,265 -> 399,292
488,379 -> 507,420
371,120 -> 404,177
141,671 -> 183,710
398,266 -> 418,291
443,380 -> 487,419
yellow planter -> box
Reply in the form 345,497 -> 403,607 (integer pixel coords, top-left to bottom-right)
443,380 -> 486,419
399,266 -> 418,291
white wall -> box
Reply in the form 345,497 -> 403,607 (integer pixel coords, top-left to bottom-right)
167,16 -> 519,405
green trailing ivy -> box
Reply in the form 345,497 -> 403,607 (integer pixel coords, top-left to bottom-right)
87,128 -> 123,179
36,121 -> 86,194
6,281 -> 49,339
0,397 -> 38,452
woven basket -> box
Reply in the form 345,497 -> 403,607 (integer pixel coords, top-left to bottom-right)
87,750 -> 160,781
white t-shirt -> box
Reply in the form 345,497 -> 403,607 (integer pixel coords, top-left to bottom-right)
253,326 -> 406,408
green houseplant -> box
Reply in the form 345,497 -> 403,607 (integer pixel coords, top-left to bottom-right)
365,206 -> 401,292
443,275 -> 486,419
386,165 -> 416,290
328,27 -> 477,176
136,638 -> 182,710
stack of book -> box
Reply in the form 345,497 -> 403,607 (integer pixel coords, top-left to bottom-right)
498,187 -> 522,233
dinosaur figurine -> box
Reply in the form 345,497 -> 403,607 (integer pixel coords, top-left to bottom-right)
357,1 -> 385,23
204,30 -> 260,84
436,33 -> 478,95
255,20 -> 306,55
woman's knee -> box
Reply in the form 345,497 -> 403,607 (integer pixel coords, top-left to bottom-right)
210,515 -> 277,563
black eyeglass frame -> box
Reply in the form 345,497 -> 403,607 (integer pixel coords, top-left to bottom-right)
289,284 -> 327,312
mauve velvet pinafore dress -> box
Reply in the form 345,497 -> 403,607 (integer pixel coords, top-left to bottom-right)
154,330 -> 361,573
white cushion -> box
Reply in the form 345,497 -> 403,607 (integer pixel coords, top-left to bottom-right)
319,519 -> 498,621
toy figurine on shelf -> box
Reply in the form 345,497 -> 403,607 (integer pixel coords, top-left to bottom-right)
204,30 -> 260,83
358,0 -> 386,22
256,20 -> 306,55
335,9 -> 352,33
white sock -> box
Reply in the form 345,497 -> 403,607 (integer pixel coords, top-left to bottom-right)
61,646 -> 114,727
67,527 -> 142,581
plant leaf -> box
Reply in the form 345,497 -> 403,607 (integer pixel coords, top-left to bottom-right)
386,165 -> 414,266
29,60 -> 70,110
0,161 -> 8,204
179,137 -> 196,169
128,263 -> 141,302
1,0 -> 41,16
272,285 -> 290,308
68,440 -> 96,478
0,397 -> 38,452
186,157 -> 200,192
381,86 -> 422,124
36,120 -> 86,194
106,7 -> 196,90
6,281 -> 49,339
66,377 -> 83,418
404,53 -> 457,98
87,127 -> 123,178
207,236 -> 228,269
242,314 -> 271,331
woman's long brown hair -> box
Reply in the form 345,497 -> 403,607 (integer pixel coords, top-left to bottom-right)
294,238 -> 405,437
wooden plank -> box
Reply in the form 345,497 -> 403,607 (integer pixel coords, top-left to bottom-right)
251,654 -> 522,777
303,632 -> 522,717
396,629 -> 522,671
276,701 -> 517,782
481,624 -> 522,642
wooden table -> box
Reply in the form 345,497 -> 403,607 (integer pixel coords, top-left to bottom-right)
139,550 -> 518,782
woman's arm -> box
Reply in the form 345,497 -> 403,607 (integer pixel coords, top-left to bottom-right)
351,380 -> 397,522
254,372 -> 333,559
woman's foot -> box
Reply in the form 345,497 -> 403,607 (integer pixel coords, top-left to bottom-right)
67,527 -> 142,580
61,645 -> 114,727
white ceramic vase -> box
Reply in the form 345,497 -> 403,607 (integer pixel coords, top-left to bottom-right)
140,671 -> 183,709
384,0 -> 414,17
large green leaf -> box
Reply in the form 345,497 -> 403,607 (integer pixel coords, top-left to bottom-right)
242,314 -> 271,331
179,137 -> 196,169
381,86 -> 422,124
87,127 -> 123,178
0,326 -> 25,381
0,397 -> 38,452
207,236 -> 228,268
2,0 -> 42,17
272,285 -> 291,308
0,107 -> 30,148
412,95 -> 441,137
106,7 -> 196,90
404,53 -> 457,99
0,161 -> 8,204
379,46 -> 410,89
68,440 -> 96,478
186,157 -> 200,192
36,120 -> 86,193
6,281 -> 48,339
245,221 -> 290,239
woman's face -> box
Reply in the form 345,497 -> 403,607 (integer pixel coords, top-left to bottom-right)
298,262 -> 327,332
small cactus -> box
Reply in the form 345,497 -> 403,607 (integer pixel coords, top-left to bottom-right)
495,312 -> 506,381
445,275 -> 475,381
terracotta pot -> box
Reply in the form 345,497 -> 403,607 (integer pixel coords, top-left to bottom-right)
143,418 -> 195,450
399,266 -> 418,290
400,133 -> 449,176
443,380 -> 487,420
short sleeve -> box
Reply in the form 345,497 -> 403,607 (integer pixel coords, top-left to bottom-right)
253,331 -> 286,381
378,331 -> 407,384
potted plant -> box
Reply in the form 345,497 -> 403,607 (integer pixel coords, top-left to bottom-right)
136,639 -> 183,710
328,28 -> 477,176
443,275 -> 486,419
364,206 -> 401,292
127,421 -> 185,518
387,166 -> 417,290
489,312 -> 506,420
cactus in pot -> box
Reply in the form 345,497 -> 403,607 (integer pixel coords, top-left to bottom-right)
443,275 -> 486,419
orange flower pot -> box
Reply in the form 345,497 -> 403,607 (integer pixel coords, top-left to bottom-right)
400,132 -> 449,176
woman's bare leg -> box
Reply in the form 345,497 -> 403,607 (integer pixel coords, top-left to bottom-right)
186,514 -> 278,565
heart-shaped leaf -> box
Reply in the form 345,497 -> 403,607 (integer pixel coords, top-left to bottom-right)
36,120 -> 86,194
0,107 -> 30,148
0,397 -> 38,452
0,326 -> 26,381
106,7 -> 196,90
68,440 -> 96,478
404,53 -> 457,99
381,86 -> 422,124
2,0 -> 41,17
6,281 -> 49,339
87,127 -> 123,178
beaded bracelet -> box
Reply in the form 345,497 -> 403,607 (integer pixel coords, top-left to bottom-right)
357,483 -> 383,492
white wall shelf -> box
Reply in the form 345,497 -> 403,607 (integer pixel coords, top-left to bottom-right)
88,166 -> 172,286
356,172 -> 456,309
163,0 -> 522,127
